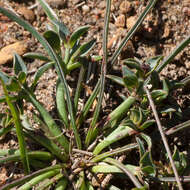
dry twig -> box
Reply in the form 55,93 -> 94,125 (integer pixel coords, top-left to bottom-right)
144,86 -> 183,190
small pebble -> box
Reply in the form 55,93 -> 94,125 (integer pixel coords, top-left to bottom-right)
119,0 -> 132,14
183,7 -> 190,17
0,41 -> 28,65
126,16 -> 136,30
82,5 -> 90,14
115,14 -> 125,28
18,7 -> 35,23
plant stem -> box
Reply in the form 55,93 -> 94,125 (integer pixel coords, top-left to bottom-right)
85,0 -> 111,146
144,86 -> 183,190
0,80 -> 30,175
104,157 -> 142,188
165,120 -> 190,136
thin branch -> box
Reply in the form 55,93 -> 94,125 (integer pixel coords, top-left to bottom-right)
144,86 -> 183,190
72,148 -> 93,156
165,120 -> 190,136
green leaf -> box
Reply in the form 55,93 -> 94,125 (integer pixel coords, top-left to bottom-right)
69,25 -> 90,48
151,89 -> 168,102
107,75 -> 125,86
70,39 -> 96,63
130,108 -> 143,126
122,66 -> 138,88
0,151 -> 53,164
123,58 -> 143,72
139,120 -> 155,130
162,79 -> 169,93
32,62 -> 54,89
92,162 -> 139,175
140,152 -> 156,176
53,19 -> 70,41
13,53 -> 27,75
150,71 -> 160,89
132,186 -> 148,190
104,158 -> 142,188
22,87 -> 69,153
18,169 -> 60,190
56,80 -> 69,128
55,178 -> 68,190
18,72 -> 27,84
25,130 -> 66,161
141,165 -> 155,176
43,30 -> 61,52
6,77 -> 21,92
91,55 -> 102,61
0,71 -> 10,84
146,55 -> 163,70
0,125 -> 13,138
91,143 -> 138,163
93,125 -> 134,155
37,0 -> 58,21
1,165 -> 61,190
0,79 -> 30,174
23,52 -> 51,62
36,173 -> 64,190
136,137 -> 145,158
108,96 -> 136,123
38,0 -> 69,38
140,133 -> 152,151
0,95 -> 18,103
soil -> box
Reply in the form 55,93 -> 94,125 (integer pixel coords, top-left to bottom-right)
0,0 -> 190,189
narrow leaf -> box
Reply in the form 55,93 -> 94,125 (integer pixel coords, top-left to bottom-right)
56,80 -> 69,128
107,75 -> 125,86
43,30 -> 61,52
0,79 -> 30,174
23,52 -> 51,61
122,66 -> 138,88
69,25 -> 90,48
13,53 -> 27,75
18,169 -> 60,190
93,125 -> 134,155
32,62 -> 54,89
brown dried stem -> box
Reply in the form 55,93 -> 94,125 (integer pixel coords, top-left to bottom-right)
144,86 -> 183,190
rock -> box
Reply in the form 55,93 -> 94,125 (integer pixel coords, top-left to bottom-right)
162,24 -> 170,38
37,0 -> 66,15
119,0 -> 132,14
126,16 -> 136,30
18,7 -> 35,22
120,40 -> 135,59
107,28 -> 124,49
82,5 -> 90,14
115,14 -> 126,28
47,0 -> 66,8
183,7 -> 190,17
0,41 -> 28,65
98,1 -> 106,9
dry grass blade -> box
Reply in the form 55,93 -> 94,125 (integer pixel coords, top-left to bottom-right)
144,86 -> 183,190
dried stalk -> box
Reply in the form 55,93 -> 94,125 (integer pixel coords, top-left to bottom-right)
144,86 -> 183,190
